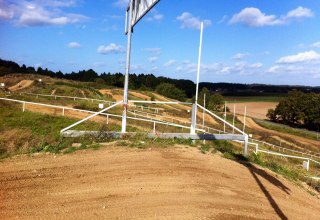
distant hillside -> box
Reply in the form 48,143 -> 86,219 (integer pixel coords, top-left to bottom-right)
1,58 -> 320,98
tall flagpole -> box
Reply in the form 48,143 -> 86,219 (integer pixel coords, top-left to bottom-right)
190,22 -> 204,134
122,0 -> 134,133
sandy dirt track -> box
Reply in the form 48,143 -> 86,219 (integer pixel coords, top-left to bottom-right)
227,102 -> 278,119
237,116 -> 320,152
0,146 -> 319,220
8,80 -> 34,91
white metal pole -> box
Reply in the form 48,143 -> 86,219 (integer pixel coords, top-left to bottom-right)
202,93 -> 205,129
224,101 -> 227,133
191,22 -> 204,134
122,0 -> 134,133
243,105 -> 247,133
195,22 -> 204,105
232,104 -> 235,134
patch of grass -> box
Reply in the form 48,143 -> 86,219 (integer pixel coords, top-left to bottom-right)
0,105 -> 101,157
255,119 -> 318,141
249,153 -> 302,181
200,144 -> 211,153
63,147 -> 77,154
225,96 -> 284,103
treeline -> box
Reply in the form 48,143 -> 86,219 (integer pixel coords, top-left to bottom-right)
267,91 -> 320,131
0,58 -> 196,98
1,58 -> 320,99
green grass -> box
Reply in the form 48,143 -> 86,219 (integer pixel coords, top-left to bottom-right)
225,96 -> 284,103
254,119 -> 319,141
0,102 -> 106,157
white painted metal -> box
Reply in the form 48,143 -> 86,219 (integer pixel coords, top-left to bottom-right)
250,138 -> 320,159
243,105 -> 247,133
61,101 -> 123,133
131,0 -> 160,27
122,0 -> 134,133
197,104 -> 246,135
223,101 -> 227,133
191,22 -> 204,134
303,160 -> 310,171
130,100 -> 192,105
19,92 -> 159,112
122,0 -> 160,133
232,104 -> 235,134
202,93 -> 205,129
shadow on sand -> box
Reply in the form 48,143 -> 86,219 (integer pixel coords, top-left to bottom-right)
243,162 -> 290,220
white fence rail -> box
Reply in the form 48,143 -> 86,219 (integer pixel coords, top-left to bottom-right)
0,97 -> 203,134
250,138 -> 320,160
15,92 -> 159,112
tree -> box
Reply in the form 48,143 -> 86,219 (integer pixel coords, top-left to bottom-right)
207,93 -> 224,111
156,83 -> 186,101
198,87 -> 210,107
267,91 -> 320,131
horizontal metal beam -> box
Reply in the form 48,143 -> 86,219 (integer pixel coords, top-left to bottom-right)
61,130 -> 246,141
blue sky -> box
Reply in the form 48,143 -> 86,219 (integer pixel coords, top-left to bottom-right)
1,0 -> 320,86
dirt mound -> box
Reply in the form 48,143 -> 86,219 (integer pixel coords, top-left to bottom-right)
0,146 -> 319,219
8,80 -> 34,91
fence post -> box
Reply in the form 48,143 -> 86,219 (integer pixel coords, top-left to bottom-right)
22,102 -> 25,112
62,107 -> 65,116
244,135 -> 248,157
153,122 -> 156,133
255,144 -> 258,154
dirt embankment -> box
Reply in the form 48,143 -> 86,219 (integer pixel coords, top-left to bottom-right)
0,146 -> 319,219
8,80 -> 34,91
238,116 -> 320,151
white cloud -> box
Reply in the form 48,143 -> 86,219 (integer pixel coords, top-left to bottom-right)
144,47 -> 161,56
97,43 -> 125,55
177,12 -> 212,30
148,56 -> 158,63
229,6 -> 314,27
250,63 -> 263,68
146,9 -> 163,22
229,8 -> 280,27
0,0 -> 14,20
113,0 -> 129,9
267,65 -> 282,73
277,51 -> 320,64
176,66 -> 182,73
68,42 -> 81,48
286,6 -> 314,19
232,53 -> 249,60
311,41 -> 320,48
0,0 -> 88,26
164,59 -> 176,67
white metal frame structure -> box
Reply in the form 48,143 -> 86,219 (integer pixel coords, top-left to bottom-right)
0,0 -> 250,156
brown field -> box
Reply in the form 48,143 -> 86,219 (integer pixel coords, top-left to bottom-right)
1,146 -> 319,219
227,102 -> 278,119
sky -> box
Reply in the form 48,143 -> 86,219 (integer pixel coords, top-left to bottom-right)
1,0 -> 320,86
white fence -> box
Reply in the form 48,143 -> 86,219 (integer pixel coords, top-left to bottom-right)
0,97 -> 203,134
15,92 -> 160,113
249,138 -> 320,160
